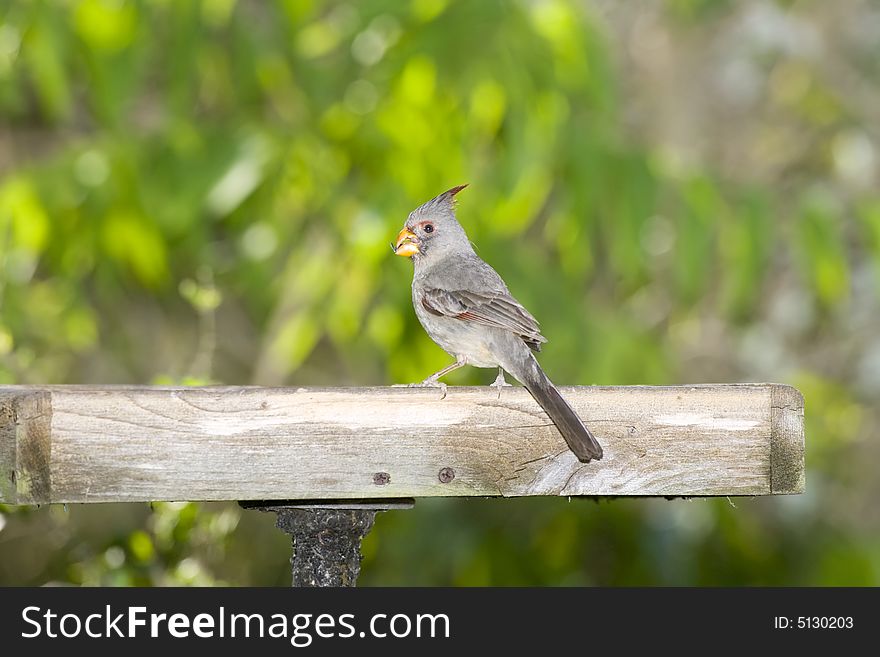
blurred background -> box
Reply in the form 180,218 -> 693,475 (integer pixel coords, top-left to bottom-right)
1,0 -> 878,586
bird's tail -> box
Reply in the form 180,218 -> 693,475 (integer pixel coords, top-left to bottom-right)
504,352 -> 603,463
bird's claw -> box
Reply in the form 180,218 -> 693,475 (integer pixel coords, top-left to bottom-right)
417,379 -> 447,400
392,380 -> 447,400
490,370 -> 512,399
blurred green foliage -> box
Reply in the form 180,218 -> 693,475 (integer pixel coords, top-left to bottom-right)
1,0 -> 878,585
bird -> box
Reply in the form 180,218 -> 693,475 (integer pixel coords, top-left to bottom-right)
392,184 -> 602,463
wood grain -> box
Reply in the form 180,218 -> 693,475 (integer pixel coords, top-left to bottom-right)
0,384 -> 805,504
770,384 -> 806,494
0,390 -> 51,504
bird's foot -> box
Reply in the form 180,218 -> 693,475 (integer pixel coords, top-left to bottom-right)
490,369 -> 513,399
417,378 -> 448,399
392,379 -> 447,400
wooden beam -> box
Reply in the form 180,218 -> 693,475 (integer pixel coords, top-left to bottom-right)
0,384 -> 804,504
0,390 -> 52,504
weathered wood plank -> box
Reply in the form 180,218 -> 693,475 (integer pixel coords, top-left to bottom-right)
0,393 -> 17,502
770,384 -> 806,494
0,384 -> 805,504
0,390 -> 52,504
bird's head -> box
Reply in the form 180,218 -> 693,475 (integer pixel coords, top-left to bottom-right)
393,184 -> 471,262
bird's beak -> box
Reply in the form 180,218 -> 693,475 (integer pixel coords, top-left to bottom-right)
393,227 -> 420,257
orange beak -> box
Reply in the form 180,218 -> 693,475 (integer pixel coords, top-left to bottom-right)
393,227 -> 420,257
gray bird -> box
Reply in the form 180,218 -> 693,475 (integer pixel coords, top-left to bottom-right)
392,184 -> 602,463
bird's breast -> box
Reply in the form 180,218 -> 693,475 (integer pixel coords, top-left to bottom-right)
412,293 -> 500,368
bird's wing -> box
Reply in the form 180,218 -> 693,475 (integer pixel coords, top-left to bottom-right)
420,287 -> 547,350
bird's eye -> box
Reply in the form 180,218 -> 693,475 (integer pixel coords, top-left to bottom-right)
423,224 -> 434,233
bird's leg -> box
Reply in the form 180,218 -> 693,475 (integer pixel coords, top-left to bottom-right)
491,367 -> 512,387
419,358 -> 468,385
392,358 -> 468,400
490,367 -> 513,398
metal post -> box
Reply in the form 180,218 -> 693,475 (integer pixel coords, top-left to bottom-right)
241,499 -> 414,587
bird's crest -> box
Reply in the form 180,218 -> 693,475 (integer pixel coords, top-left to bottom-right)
416,184 -> 468,217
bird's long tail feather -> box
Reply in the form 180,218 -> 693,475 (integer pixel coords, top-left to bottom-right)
506,353 -> 602,463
